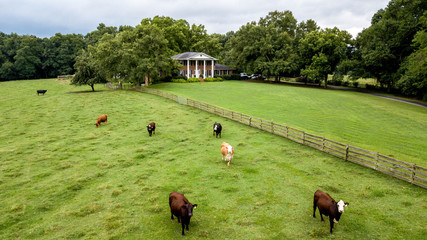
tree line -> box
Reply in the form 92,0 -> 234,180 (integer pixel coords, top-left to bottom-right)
1,0 -> 426,100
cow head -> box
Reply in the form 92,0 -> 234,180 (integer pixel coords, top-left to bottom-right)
147,124 -> 153,135
337,200 -> 349,213
214,122 -> 219,131
183,203 -> 198,217
227,145 -> 233,154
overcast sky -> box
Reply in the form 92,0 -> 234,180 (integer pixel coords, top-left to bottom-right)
0,0 -> 390,38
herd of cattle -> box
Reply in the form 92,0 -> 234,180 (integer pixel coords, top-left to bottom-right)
95,114 -> 349,236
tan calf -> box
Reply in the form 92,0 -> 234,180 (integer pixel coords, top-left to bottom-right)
220,142 -> 234,166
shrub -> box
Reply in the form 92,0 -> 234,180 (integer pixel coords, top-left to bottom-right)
187,77 -> 201,82
222,74 -> 240,80
296,76 -> 307,83
205,77 -> 223,82
332,74 -> 343,86
152,76 -> 172,84
174,75 -> 187,80
352,81 -> 359,88
171,78 -> 187,83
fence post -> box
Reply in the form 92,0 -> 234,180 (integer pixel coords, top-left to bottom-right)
286,126 -> 289,138
411,164 -> 416,183
345,146 -> 349,160
375,153 -> 380,170
303,132 -> 306,145
232,111 -> 234,120
322,137 -> 325,151
271,122 -> 274,134
249,117 -> 252,126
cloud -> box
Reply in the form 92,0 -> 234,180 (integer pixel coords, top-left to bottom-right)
0,0 -> 390,38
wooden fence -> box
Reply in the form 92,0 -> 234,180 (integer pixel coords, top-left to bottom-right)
137,87 -> 427,189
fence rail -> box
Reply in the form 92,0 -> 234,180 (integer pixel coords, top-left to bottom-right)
137,87 -> 427,189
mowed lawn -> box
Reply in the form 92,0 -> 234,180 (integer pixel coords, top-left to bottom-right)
0,79 -> 426,239
150,81 -> 427,167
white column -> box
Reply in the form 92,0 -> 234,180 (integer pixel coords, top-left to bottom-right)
196,60 -> 198,77
203,60 -> 206,78
211,60 -> 214,77
187,60 -> 190,79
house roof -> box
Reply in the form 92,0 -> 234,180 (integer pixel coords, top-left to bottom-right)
215,63 -> 235,70
171,52 -> 218,61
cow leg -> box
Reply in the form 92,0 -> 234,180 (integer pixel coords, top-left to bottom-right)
313,202 -> 317,218
219,132 -> 221,138
320,213 -> 324,222
329,218 -> 334,234
171,212 -> 174,220
181,222 -> 185,236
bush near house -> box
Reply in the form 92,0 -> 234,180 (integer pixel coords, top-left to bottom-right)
187,77 -> 201,82
171,78 -> 187,83
204,77 -> 223,82
222,74 -> 241,80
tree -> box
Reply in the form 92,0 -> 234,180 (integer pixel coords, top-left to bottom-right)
84,23 -> 118,46
353,0 -> 427,91
228,11 -> 297,79
42,33 -> 86,78
71,50 -> 106,91
119,24 -> 175,85
259,10 -> 297,37
298,27 -> 352,87
88,22 -> 176,86
141,16 -> 191,55
397,10 -> 427,100
13,36 -> 43,79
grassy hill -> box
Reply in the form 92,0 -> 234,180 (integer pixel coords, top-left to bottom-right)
0,79 -> 425,239
150,81 -> 427,167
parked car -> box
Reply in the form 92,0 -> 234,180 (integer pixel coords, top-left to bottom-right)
240,73 -> 249,79
250,74 -> 265,80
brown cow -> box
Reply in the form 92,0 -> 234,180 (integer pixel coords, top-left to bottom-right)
147,122 -> 156,136
220,142 -> 234,166
95,114 -> 108,128
169,191 -> 198,236
313,190 -> 349,234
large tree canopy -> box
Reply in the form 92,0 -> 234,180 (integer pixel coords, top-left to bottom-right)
71,50 -> 106,92
299,27 -> 352,87
397,10 -> 427,100
353,0 -> 427,91
228,10 -> 298,80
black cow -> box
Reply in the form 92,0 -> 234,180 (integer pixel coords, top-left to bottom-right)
213,122 -> 222,138
37,90 -> 47,95
169,191 -> 198,236
313,190 -> 349,234
147,122 -> 156,136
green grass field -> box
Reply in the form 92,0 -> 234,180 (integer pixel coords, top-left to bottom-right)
150,81 -> 427,167
0,79 -> 426,239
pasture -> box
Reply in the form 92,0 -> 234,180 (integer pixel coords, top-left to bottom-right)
0,79 -> 426,239
150,81 -> 427,167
